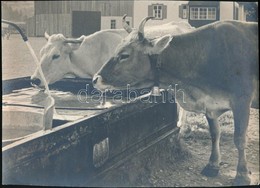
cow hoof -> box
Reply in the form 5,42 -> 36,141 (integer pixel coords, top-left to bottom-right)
233,175 -> 251,186
201,164 -> 219,177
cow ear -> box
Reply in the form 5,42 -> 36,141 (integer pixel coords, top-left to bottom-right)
150,35 -> 172,54
44,32 -> 50,41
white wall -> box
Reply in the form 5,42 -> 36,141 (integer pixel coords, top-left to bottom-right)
219,2 -> 245,21
101,16 -> 133,30
239,4 -> 246,21
133,1 -> 189,28
219,2 -> 234,20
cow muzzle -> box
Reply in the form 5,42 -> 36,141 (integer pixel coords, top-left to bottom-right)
92,74 -> 101,85
92,74 -> 111,91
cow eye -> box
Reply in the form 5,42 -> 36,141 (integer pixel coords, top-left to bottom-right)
119,54 -> 129,61
52,54 -> 60,60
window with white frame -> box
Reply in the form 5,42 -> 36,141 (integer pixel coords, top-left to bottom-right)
149,4 -> 167,19
190,7 -> 216,20
208,8 -> 216,20
153,5 -> 163,19
190,7 -> 199,19
111,20 -> 116,29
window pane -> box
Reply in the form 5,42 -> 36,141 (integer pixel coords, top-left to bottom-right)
195,8 -> 198,19
153,4 -> 163,19
190,7 -> 199,20
190,7 -> 216,20
199,8 -> 207,19
111,20 -> 116,29
208,7 -> 216,20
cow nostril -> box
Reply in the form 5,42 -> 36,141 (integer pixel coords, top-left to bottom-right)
92,77 -> 98,85
92,75 -> 102,85
31,78 -> 41,86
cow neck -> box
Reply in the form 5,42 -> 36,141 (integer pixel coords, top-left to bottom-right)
148,53 -> 178,89
148,54 -> 161,87
69,52 -> 90,78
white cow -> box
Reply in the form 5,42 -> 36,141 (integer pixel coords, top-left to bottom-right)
30,29 -> 128,87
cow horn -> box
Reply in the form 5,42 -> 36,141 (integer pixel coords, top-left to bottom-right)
44,31 -> 50,40
122,14 -> 132,33
64,37 -> 84,44
138,16 -> 154,41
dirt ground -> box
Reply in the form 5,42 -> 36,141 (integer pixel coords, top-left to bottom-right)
91,109 -> 259,187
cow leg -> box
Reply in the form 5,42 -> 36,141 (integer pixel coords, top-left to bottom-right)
177,104 -> 187,128
201,115 -> 221,177
232,103 -> 251,185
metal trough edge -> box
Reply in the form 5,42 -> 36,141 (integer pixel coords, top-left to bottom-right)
87,126 -> 179,185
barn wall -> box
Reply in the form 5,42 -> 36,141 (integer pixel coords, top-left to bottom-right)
33,1 -> 134,37
35,14 -> 71,37
26,16 -> 35,37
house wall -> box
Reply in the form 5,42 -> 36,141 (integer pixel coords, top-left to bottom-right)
238,3 -> 246,21
219,2 -> 234,20
101,16 -> 132,30
133,1 -> 189,28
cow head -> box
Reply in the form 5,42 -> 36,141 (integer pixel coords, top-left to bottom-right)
30,32 -> 83,88
93,16 -> 172,91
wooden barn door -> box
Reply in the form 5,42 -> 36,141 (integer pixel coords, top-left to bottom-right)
72,11 -> 101,37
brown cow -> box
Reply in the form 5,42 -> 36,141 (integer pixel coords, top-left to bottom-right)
93,17 -> 259,185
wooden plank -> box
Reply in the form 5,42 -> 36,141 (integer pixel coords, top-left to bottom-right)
62,14 -> 66,36
46,14 -> 49,34
35,1 -> 134,16
44,15 -> 47,35
57,1 -> 62,14
54,14 -> 58,34
66,14 -> 71,36
57,14 -> 61,34
35,15 -> 38,36
26,17 -> 35,37
51,14 -> 54,34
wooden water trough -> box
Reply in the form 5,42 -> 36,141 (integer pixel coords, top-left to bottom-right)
2,77 -> 179,186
